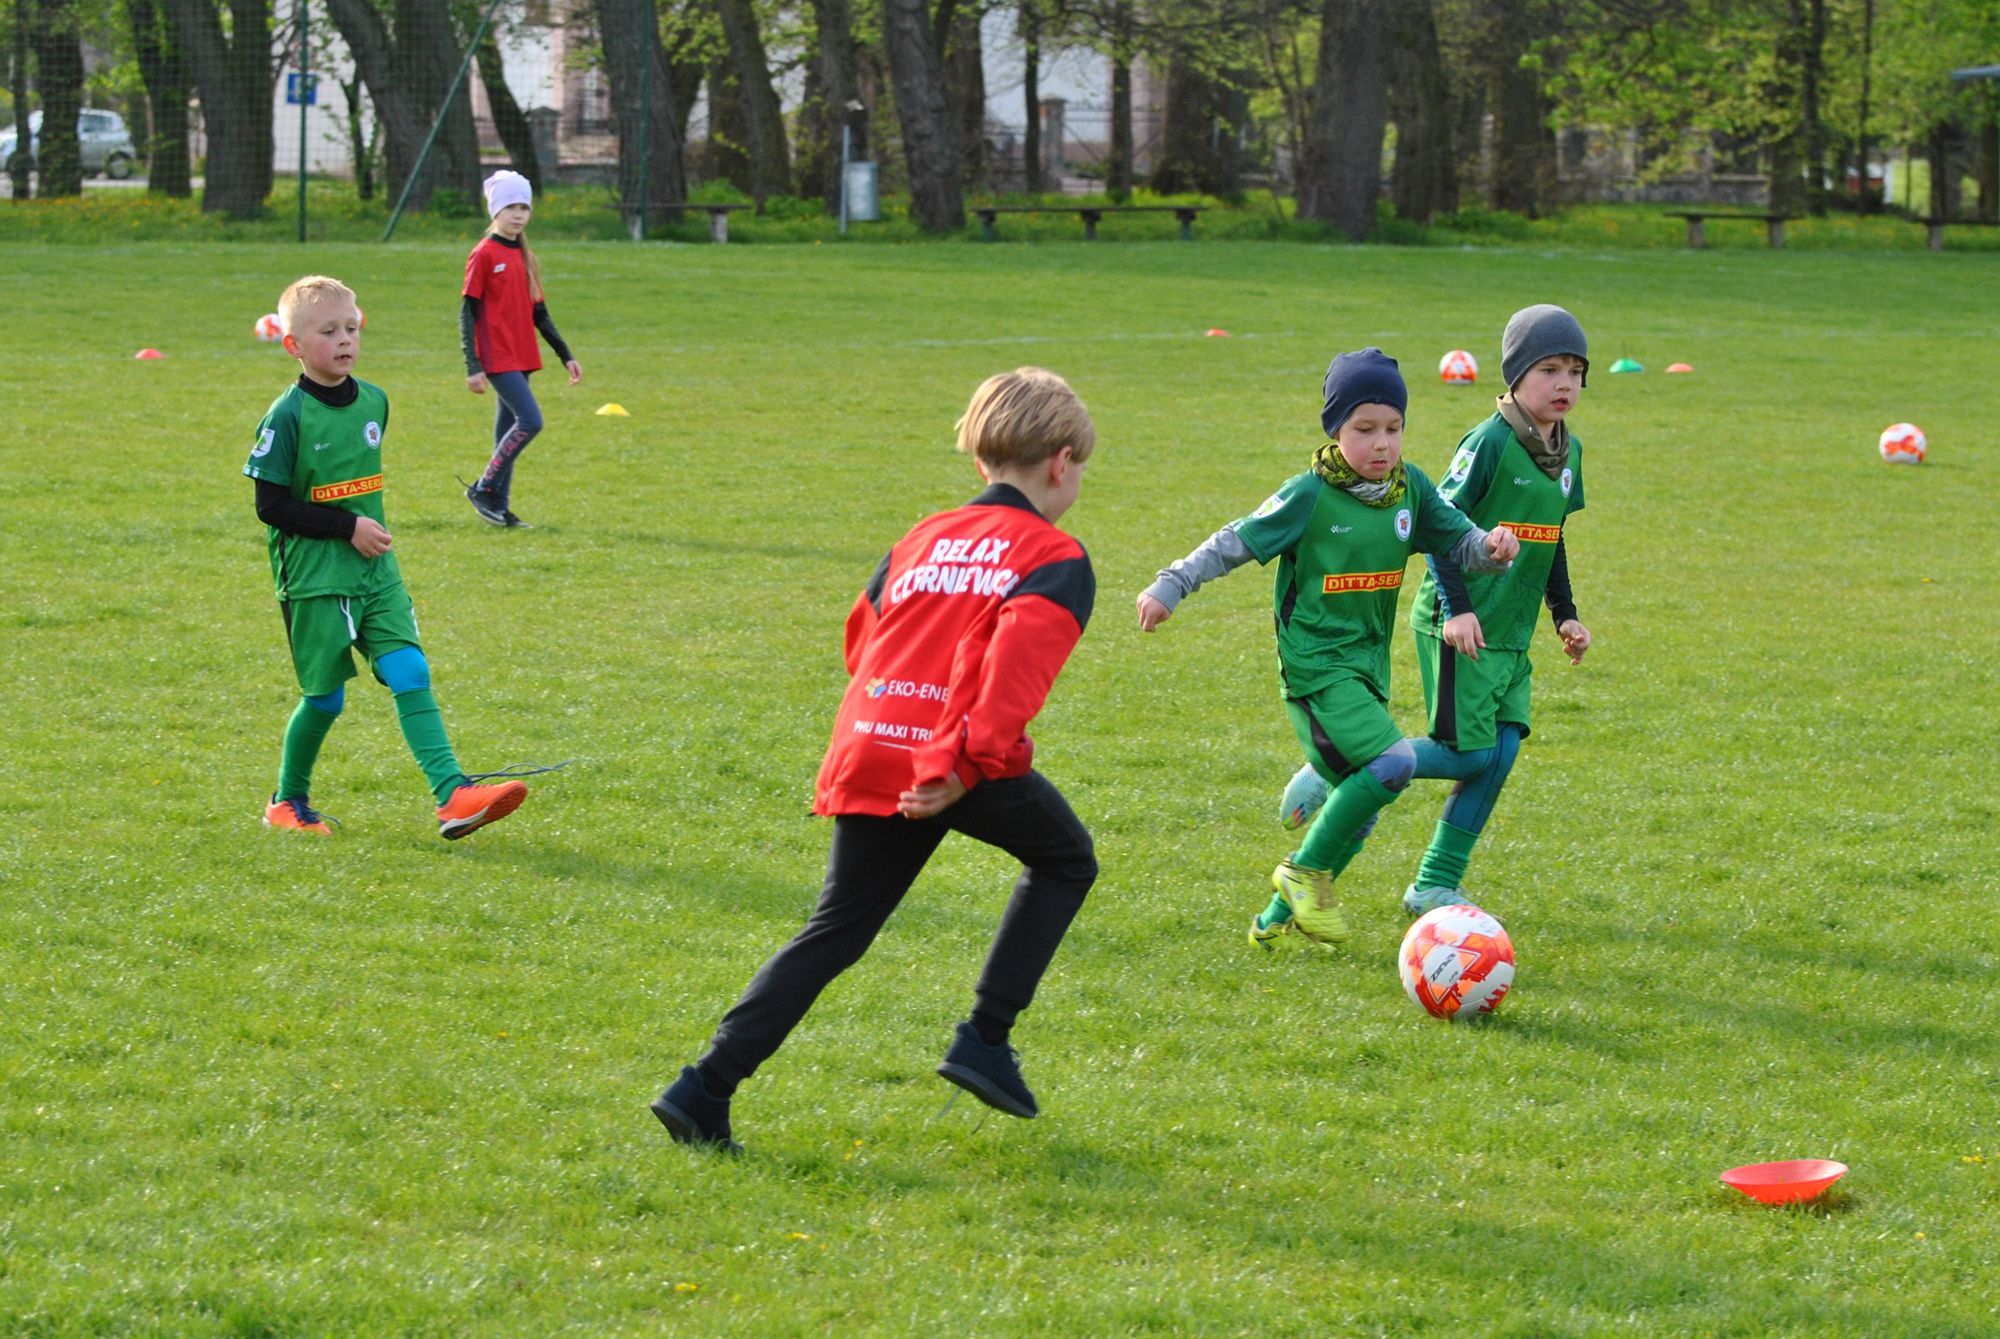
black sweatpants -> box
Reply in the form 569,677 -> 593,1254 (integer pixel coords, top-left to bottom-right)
700,771 -> 1097,1086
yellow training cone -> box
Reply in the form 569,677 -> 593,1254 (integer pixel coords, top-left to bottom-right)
595,403 -> 630,417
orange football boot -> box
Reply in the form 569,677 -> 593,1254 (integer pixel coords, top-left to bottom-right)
436,778 -> 527,840
264,796 -> 334,835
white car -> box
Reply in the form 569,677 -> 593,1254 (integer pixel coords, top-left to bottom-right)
0,109 -> 138,179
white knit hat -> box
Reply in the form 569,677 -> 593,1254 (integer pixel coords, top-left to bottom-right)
483,170 -> 533,218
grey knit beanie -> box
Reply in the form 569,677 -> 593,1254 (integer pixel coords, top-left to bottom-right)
1501,305 -> 1589,388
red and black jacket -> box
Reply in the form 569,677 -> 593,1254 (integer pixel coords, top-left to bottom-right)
813,483 -> 1094,817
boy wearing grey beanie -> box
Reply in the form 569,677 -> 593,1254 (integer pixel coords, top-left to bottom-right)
1280,306 -> 1595,919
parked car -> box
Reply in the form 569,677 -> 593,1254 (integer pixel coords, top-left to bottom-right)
0,109 -> 138,180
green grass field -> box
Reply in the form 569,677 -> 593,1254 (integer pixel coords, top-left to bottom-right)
3,237 -> 1997,1336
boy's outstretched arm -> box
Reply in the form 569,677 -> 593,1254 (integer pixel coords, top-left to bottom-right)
1136,526 -> 1255,630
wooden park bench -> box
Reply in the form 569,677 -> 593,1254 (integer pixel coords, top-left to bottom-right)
1918,216 -> 2000,251
610,201 -> 752,242
1664,210 -> 1795,249
973,204 -> 1206,241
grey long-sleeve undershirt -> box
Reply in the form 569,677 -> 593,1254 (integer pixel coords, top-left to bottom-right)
1141,522 -> 1505,614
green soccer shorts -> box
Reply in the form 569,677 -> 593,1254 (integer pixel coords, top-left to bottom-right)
280,584 -> 423,697
1414,632 -> 1532,752
1284,675 -> 1404,783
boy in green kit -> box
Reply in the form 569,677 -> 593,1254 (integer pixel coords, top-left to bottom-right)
1280,306 -> 1595,916
245,274 -> 535,839
1137,349 -> 1519,946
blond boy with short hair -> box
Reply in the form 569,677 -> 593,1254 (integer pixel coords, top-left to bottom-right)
652,368 -> 1100,1152
245,274 -> 533,839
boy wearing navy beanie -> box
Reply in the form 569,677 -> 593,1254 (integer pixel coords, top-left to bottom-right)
1137,349 -> 1519,948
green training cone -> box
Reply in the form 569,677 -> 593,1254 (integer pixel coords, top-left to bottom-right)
1609,357 -> 1644,373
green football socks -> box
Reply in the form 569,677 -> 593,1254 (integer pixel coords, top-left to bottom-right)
276,698 -> 339,801
393,688 -> 465,804
1295,769 -> 1400,872
1415,819 -> 1480,892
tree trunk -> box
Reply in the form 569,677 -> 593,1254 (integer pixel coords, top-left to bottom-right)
1021,4 -> 1041,192
325,0 -> 431,209
1854,0 -> 1873,213
393,0 -> 481,202
325,0 -> 479,213
882,0 -> 961,228
1762,19 -> 1803,216
1926,124 -> 1956,218
476,27 -> 539,190
945,0 -> 986,188
165,0 -> 276,215
341,75 -> 375,198
593,0 -> 688,213
9,0 -> 31,199
1108,49 -> 1131,200
1978,102 -> 1998,221
704,53 -> 752,189
1485,6 -> 1552,216
1387,0 -> 1453,222
129,0 -> 192,196
798,0 -> 858,211
1797,0 -> 1827,215
1151,57 -> 1247,196
715,0 -> 791,203
1298,0 -> 1386,238
30,0 -> 85,197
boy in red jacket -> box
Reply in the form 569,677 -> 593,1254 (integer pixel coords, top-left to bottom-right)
652,368 -> 1099,1152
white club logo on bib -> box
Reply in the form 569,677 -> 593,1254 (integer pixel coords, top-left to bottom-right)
365,421 -> 383,449
1395,508 -> 1412,540
1560,466 -> 1572,496
1447,448 -> 1474,484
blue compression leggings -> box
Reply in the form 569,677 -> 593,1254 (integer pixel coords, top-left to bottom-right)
476,369 -> 543,504
1411,725 -> 1523,835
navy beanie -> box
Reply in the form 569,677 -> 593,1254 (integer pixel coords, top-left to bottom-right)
1320,348 -> 1408,437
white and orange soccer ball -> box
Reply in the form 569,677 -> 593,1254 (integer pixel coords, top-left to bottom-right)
254,313 -> 284,343
1439,350 -> 1479,386
1399,903 -> 1515,1021
1878,422 -> 1926,465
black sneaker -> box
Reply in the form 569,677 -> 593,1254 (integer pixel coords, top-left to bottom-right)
502,509 -> 531,529
935,1021 -> 1039,1118
650,1065 -> 742,1152
465,485 -> 507,526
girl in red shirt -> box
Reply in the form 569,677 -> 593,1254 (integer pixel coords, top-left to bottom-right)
459,170 -> 582,528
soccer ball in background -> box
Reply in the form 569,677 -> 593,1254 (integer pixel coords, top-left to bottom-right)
1399,904 -> 1515,1021
1878,423 -> 1926,465
254,313 -> 284,343
1439,350 -> 1479,385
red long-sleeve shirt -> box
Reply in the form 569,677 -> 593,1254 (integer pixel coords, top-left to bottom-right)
812,484 -> 1095,817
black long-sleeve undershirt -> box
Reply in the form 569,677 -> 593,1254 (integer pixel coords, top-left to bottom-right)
1544,535 -> 1578,627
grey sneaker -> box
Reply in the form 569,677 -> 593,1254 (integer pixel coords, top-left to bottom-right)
465,485 -> 507,526
1403,883 -> 1473,918
1279,762 -> 1330,831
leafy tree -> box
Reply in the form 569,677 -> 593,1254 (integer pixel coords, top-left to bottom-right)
594,0 -> 690,214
